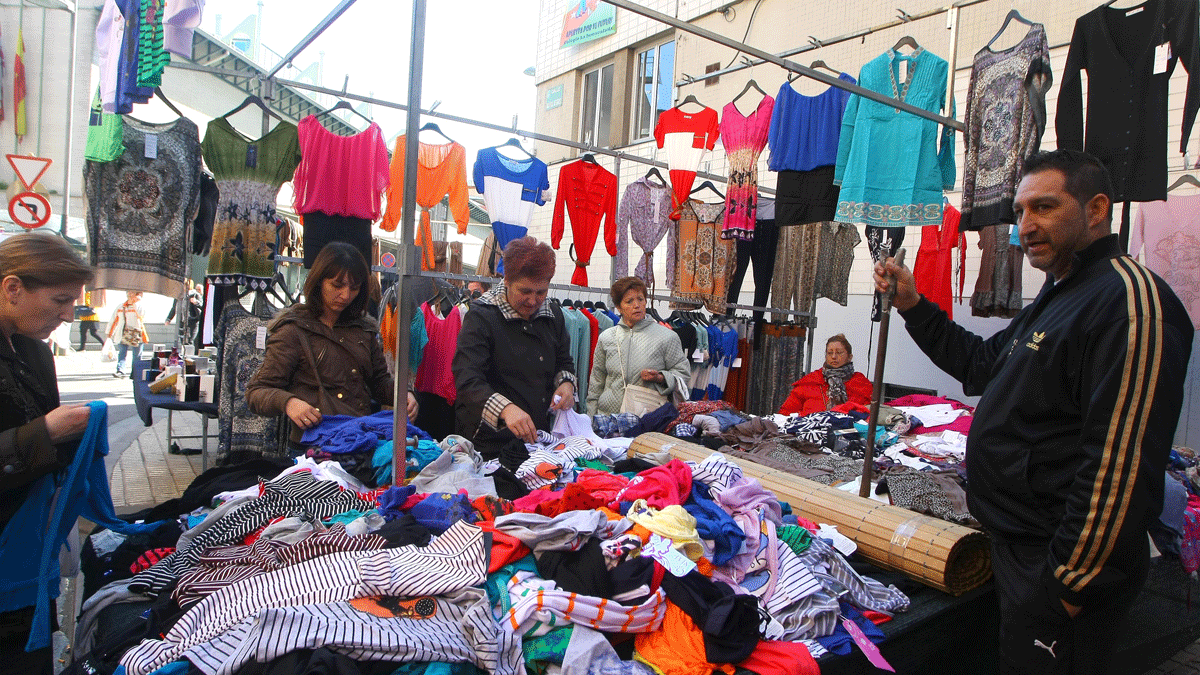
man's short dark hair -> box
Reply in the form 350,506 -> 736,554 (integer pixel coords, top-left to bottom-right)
1021,149 -> 1114,220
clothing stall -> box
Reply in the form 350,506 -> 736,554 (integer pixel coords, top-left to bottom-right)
68,0 -> 1200,672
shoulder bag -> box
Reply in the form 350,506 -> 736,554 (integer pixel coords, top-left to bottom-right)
616,332 -> 667,416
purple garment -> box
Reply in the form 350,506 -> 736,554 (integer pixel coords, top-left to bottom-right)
377,485 -> 417,521
615,177 -> 675,288
767,74 -> 855,172
113,0 -> 152,114
711,476 -> 784,584
299,411 -> 433,454
408,492 -> 476,534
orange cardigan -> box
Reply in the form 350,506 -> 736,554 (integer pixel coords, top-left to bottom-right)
777,369 -> 873,416
380,137 -> 470,270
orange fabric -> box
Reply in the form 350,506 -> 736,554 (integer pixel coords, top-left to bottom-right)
777,369 -> 873,416
380,137 -> 471,270
627,523 -> 653,544
379,302 -> 397,359
597,506 -> 625,521
635,602 -> 736,675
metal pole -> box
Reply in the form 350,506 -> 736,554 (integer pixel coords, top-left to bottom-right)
611,154 -> 620,284
945,6 -> 961,121
263,0 -> 358,79
60,5 -> 78,236
393,0 -> 427,484
859,248 -> 906,498
602,0 -> 963,131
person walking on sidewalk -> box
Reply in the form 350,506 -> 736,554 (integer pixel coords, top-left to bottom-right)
74,290 -> 103,351
107,291 -> 148,378
874,149 -> 1193,674
0,233 -> 94,674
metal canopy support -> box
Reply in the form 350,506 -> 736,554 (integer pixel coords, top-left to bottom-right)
602,0 -> 963,131
392,0 -> 427,484
264,0 -> 358,79
675,0 -> 990,88
60,4 -> 78,235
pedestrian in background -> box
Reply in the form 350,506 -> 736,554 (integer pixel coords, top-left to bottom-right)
107,291 -> 147,378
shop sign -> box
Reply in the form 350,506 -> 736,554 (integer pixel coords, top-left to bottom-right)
560,2 -> 616,48
546,85 -> 564,110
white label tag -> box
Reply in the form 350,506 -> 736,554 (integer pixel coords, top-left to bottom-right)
1126,6 -> 1144,15
732,357 -> 743,368
643,535 -> 697,576
898,60 -> 908,82
1154,42 -> 1172,74
818,524 -> 858,557
144,134 -> 158,159
255,326 -> 267,350
693,351 -> 706,362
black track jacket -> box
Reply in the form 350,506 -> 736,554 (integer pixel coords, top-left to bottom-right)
899,234 -> 1194,605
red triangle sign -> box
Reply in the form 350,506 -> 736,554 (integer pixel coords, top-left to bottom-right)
6,154 -> 52,190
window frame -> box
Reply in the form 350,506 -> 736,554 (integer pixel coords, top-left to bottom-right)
579,62 -> 616,148
630,39 -> 676,142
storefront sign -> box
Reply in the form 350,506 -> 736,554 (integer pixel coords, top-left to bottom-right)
546,85 -> 564,110
560,2 -> 616,47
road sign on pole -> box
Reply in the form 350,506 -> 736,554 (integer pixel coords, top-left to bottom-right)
8,191 -> 51,229
5,154 -> 52,190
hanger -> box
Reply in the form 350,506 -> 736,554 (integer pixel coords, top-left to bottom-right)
690,180 -> 725,200
419,122 -> 455,144
153,88 -> 185,118
497,137 -> 533,158
581,153 -> 599,164
987,10 -> 1035,49
676,94 -> 706,110
316,99 -> 373,126
1167,174 -> 1200,192
809,60 -> 840,75
892,36 -> 920,52
222,95 -> 283,122
644,166 -> 667,186
732,79 -> 767,105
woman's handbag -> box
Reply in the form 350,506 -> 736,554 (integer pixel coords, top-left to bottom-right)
120,327 -> 142,347
616,332 -> 667,416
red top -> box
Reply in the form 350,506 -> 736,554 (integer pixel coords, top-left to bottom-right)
652,106 -> 721,150
413,302 -> 462,404
551,160 -> 618,286
912,203 -> 965,318
778,369 -> 873,416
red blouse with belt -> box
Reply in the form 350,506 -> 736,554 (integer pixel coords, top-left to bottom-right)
551,160 -> 618,286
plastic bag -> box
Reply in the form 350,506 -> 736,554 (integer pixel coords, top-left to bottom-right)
100,338 -> 116,362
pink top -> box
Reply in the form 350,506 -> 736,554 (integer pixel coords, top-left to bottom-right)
414,302 -> 462,404
719,95 -> 775,239
291,116 -> 390,219
1132,195 -> 1200,329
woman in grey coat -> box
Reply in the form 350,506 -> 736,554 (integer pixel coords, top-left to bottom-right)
588,276 -> 691,416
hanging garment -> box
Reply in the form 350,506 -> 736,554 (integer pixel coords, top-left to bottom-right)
720,94 -> 775,240
1057,0 -> 1200,203
214,304 -> 287,466
97,0 -> 152,113
673,200 -> 732,314
768,74 -> 855,173
202,117 -> 301,286
474,147 -> 549,273
960,23 -> 1052,230
135,0 -> 168,89
811,221 -> 861,307
865,224 -> 906,321
653,106 -> 721,219
292,115 -> 390,220
85,89 -> 125,162
771,222 -> 819,325
551,160 -> 618,286
1132,195 -> 1200,328
913,203 -> 964,317
615,176 -> 674,288
85,116 -> 201,297
970,223 -> 1024,318
161,0 -> 202,57
381,136 -> 471,271
478,233 -> 501,277
414,302 -> 462,405
726,198 -> 778,323
300,212 -> 372,269
775,165 -> 840,228
835,48 -> 956,228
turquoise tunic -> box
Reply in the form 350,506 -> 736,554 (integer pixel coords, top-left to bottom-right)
834,48 -> 957,228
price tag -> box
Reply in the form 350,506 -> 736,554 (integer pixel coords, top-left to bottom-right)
246,144 -> 258,168
255,326 -> 267,350
898,60 -> 908,82
1154,42 -> 1172,74
693,350 -> 706,362
818,524 -> 858,557
144,134 -> 158,159
643,535 -> 697,576
844,617 -> 895,672
1126,5 -> 1144,15
732,357 -> 743,368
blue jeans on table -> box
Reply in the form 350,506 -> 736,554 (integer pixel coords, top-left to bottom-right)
115,342 -> 143,374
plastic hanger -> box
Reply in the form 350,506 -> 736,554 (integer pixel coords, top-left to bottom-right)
987,10 -> 1035,49
1167,174 -> 1200,192
496,137 -> 533,158
690,180 -> 725,200
644,166 -> 667,186
676,94 -> 706,110
222,95 -> 283,122
419,122 -> 455,144
809,60 -> 840,75
732,79 -> 767,104
581,153 -> 598,164
153,88 -> 186,118
892,36 -> 920,52
316,99 -> 373,126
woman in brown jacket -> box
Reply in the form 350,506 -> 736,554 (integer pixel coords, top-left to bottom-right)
247,242 -> 418,446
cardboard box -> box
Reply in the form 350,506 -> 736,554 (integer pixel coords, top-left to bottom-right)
199,374 -> 215,403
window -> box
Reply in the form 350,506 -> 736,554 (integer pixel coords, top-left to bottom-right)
581,63 -> 615,147
632,40 -> 675,141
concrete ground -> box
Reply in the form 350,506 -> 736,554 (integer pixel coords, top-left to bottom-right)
47,348 -> 1200,674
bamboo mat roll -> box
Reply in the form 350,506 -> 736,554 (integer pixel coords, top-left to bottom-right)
629,433 -> 991,595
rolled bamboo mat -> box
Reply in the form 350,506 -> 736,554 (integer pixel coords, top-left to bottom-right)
629,433 -> 992,595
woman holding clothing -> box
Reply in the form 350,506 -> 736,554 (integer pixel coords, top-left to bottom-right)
452,236 -> 576,468
587,276 -> 690,416
0,233 -> 94,674
247,242 -> 418,449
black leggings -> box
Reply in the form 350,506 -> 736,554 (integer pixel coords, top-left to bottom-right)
78,320 -> 103,350
725,218 -> 778,323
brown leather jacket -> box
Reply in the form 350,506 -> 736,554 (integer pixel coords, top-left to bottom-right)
246,304 -> 393,433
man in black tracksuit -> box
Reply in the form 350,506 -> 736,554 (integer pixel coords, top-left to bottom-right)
876,149 -> 1193,674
